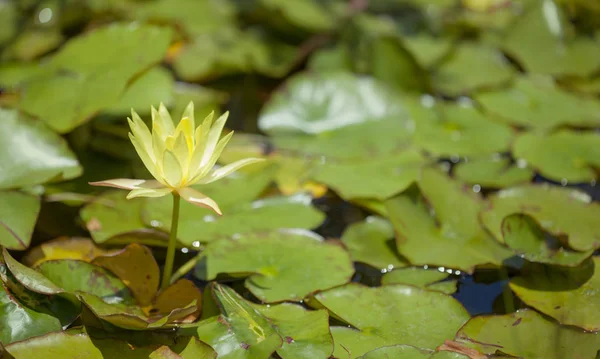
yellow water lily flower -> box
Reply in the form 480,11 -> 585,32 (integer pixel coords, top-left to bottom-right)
90,102 -> 263,215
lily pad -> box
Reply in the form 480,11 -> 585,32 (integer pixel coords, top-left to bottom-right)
381,268 -> 457,294
330,327 -> 395,359
502,2 -> 600,76
311,150 -> 426,200
385,168 -> 513,272
502,214 -> 593,267
407,100 -> 514,157
455,309 -> 600,358
340,216 -> 409,271
19,23 -> 172,133
480,184 -> 600,251
513,130 -> 600,183
0,191 -> 40,250
2,248 -> 62,295
510,257 -> 600,331
92,244 -> 160,306
259,0 -> 338,32
453,157 -> 533,188
475,76 -> 600,129
357,345 -> 431,359
197,229 -> 353,302
315,283 -> 469,354
0,108 -> 81,190
402,34 -> 453,68
22,237 -> 116,267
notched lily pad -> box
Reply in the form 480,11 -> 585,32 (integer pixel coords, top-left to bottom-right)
453,157 -> 533,188
0,191 -> 40,250
510,257 -> 600,331
481,184 -> 600,251
197,229 -> 354,302
502,214 -> 593,267
513,130 -> 600,183
381,268 -> 457,294
456,309 -> 600,358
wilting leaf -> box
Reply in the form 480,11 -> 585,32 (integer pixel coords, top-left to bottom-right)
502,2 -> 600,76
453,157 -> 533,188
22,237 -> 116,267
0,108 -> 81,190
315,284 -> 469,356
0,191 -> 40,250
510,258 -> 600,331
475,76 -> 600,129
197,229 -> 353,302
92,244 -> 160,306
153,279 -> 202,319
433,43 -> 514,95
502,214 -> 593,266
480,184 -> 600,251
513,130 -> 600,183
340,217 -> 409,271
456,309 -> 600,358
407,100 -> 513,157
382,268 -> 457,294
385,168 -> 513,272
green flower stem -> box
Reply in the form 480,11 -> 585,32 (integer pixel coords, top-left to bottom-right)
161,192 -> 181,291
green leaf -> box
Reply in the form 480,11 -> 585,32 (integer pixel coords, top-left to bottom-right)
4,329 -> 103,359
357,345 -> 432,359
340,217 -> 409,271
402,34 -> 453,68
259,0 -> 339,32
0,191 -> 40,250
19,23 -> 172,133
330,327 -> 394,359
433,43 -> 514,96
0,108 -> 81,190
502,2 -> 600,76
197,229 -> 353,302
408,100 -> 514,157
510,258 -> 600,331
456,309 -> 600,358
105,67 -> 174,115
453,157 -> 533,188
475,76 -> 600,129
381,268 -> 457,294
480,184 -> 600,251
315,284 -> 469,355
385,168 -> 513,272
2,248 -> 62,294
311,150 -> 426,200
502,214 -> 593,267
513,130 -> 600,183
0,1 -> 17,47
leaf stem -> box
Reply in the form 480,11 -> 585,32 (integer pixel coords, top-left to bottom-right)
161,192 -> 181,291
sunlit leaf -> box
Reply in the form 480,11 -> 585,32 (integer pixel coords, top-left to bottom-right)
0,191 -> 40,250
453,157 -> 533,188
381,268 -> 457,294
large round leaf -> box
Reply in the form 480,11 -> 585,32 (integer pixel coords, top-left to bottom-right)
315,284 -> 469,354
0,191 -> 40,250
385,168 -> 513,272
0,108 -> 81,190
381,268 -> 457,294
197,229 -> 353,302
455,309 -> 600,358
480,184 -> 600,251
513,130 -> 600,183
475,76 -> 600,129
510,257 -> 600,331
453,157 -> 533,188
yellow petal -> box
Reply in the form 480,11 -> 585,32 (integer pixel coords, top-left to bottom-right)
158,102 -> 174,130
128,110 -> 153,161
127,187 -> 172,199
178,187 -> 221,215
162,150 -> 183,188
129,134 -> 163,183
200,112 -> 228,169
189,131 -> 233,181
152,121 -> 167,171
194,158 -> 264,185
89,179 -> 164,191
151,106 -> 172,139
174,117 -> 194,155
182,101 -> 195,132
171,131 -> 191,177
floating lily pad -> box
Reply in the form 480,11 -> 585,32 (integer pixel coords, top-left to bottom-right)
381,268 -> 457,294
197,229 -> 353,302
433,43 -> 514,95
194,284 -> 283,359
513,130 -> 600,183
357,345 -> 431,359
455,309 -> 600,358
510,258 -> 600,331
0,108 -> 81,190
92,244 -> 160,306
385,168 -> 513,272
0,191 -> 40,250
22,237 -> 116,267
408,100 -> 513,157
153,279 -> 202,320
311,150 -> 426,200
259,0 -> 339,32
402,34 -> 453,68
2,248 -> 62,295
480,184 -> 600,251
475,76 -> 600,129
502,2 -> 600,76
502,214 -> 593,267
315,284 -> 469,355
105,66 -> 174,115
330,327 -> 394,359
19,24 -> 172,133
453,157 -> 533,188
340,217 -> 408,271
